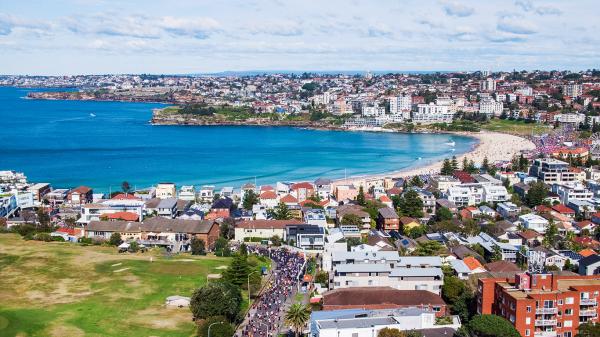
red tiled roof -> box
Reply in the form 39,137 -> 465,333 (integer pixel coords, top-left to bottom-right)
260,191 -> 277,199
260,185 -> 274,192
111,193 -> 141,201
379,195 -> 392,202
518,230 -> 541,240
105,212 -> 139,221
552,204 -> 575,214
291,182 -> 314,190
579,249 -> 597,257
463,256 -> 484,271
280,194 -> 298,203
70,186 -> 92,194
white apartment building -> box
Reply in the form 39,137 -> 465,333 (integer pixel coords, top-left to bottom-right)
480,78 -> 496,92
430,175 -> 461,193
552,183 -> 593,205
389,95 -> 412,118
199,185 -> 215,203
155,183 -> 176,199
362,105 -> 385,117
479,98 -> 504,116
178,185 -> 196,201
412,103 -> 453,124
446,184 -> 508,206
519,213 -> 549,233
330,252 -> 444,294
562,83 -> 583,98
529,158 -> 579,184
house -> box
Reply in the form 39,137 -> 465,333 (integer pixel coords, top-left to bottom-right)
304,209 -> 328,228
67,186 -> 93,205
259,190 -> 278,208
450,256 -> 485,279
529,246 -> 567,270
578,255 -> 600,275
321,287 -> 448,317
435,199 -> 458,214
156,198 -> 177,218
377,207 -> 400,231
155,183 -> 176,199
551,204 -> 576,219
335,185 -> 358,201
519,213 -> 549,233
86,218 -> 220,251
199,185 -> 215,203
483,260 -> 522,273
517,230 -> 542,246
399,217 -> 420,231
290,182 -> 315,202
234,219 -> 303,242
336,204 -> 370,229
286,224 -> 325,250
178,186 -> 196,201
314,178 -> 332,200
496,202 -> 520,219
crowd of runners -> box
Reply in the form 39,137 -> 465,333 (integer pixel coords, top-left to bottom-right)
239,246 -> 306,337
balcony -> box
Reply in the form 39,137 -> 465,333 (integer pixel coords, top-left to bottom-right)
580,299 -> 597,306
579,309 -> 598,317
536,308 -> 558,314
535,319 -> 557,326
534,332 -> 557,337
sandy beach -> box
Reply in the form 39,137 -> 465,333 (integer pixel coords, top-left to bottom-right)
332,131 -> 537,187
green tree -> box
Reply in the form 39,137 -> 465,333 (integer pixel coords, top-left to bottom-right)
341,213 -> 363,227
214,237 -> 231,256
451,156 -> 459,171
577,322 -> 600,337
356,186 -> 366,206
191,237 -> 206,255
441,158 -> 454,175
121,181 -> 131,194
108,233 -> 122,246
190,282 -> 243,322
543,221 -> 558,248
481,156 -> 490,172
223,254 -> 251,287
269,202 -> 292,220
197,316 -> 234,337
270,235 -> 282,246
36,207 -> 51,231
346,237 -> 361,249
442,275 -> 466,304
413,241 -> 445,256
128,241 -> 139,252
525,181 -> 549,207
285,303 -> 311,337
435,207 -> 453,221
467,314 -> 520,337
462,157 -> 469,171
410,175 -> 424,188
219,218 -> 235,239
242,190 -> 259,210
397,189 -> 424,218
377,327 -> 405,337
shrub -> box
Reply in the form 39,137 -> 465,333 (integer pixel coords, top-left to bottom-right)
33,233 -> 53,242
52,236 -> 65,242
79,237 -> 92,245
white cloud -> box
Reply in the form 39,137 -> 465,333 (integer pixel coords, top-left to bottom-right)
442,1 -> 475,17
497,16 -> 537,35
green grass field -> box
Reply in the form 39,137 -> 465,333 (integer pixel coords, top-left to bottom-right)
481,119 -> 550,136
0,234 -> 235,337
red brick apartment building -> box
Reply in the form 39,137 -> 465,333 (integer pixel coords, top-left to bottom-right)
478,272 -> 600,337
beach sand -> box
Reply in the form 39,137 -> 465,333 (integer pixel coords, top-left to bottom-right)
332,131 -> 536,187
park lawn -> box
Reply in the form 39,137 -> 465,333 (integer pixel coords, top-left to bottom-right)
0,233 -> 232,337
482,119 -> 550,136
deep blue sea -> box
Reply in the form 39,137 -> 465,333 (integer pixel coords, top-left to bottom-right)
0,87 -> 477,192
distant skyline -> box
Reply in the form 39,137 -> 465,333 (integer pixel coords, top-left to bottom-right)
0,0 -> 599,75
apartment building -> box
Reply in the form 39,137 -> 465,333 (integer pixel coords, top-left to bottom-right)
480,78 -> 497,92
562,83 -> 583,98
478,273 -> 600,337
529,159 -> 579,184
446,183 -> 509,206
551,183 -> 593,205
330,252 -> 444,294
155,183 -> 176,199
479,98 -> 504,116
412,103 -> 454,124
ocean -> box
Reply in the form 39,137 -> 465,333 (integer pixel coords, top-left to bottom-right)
0,87 -> 477,192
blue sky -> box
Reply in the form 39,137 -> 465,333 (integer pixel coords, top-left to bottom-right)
0,0 -> 598,75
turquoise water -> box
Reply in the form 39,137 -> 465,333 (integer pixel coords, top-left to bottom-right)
0,87 -> 477,192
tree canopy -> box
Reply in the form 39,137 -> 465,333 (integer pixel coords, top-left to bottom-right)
467,314 -> 520,337
190,282 -> 243,322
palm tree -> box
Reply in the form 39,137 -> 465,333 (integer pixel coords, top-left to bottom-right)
285,303 -> 311,337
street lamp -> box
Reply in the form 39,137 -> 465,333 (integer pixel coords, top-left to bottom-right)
207,321 -> 223,337
248,270 -> 258,302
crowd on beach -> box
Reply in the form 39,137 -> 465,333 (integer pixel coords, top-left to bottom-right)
239,246 -> 306,337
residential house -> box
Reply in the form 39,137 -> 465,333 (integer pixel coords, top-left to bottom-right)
234,219 -> 303,242
67,186 -> 93,205
377,207 -> 400,231
155,183 -> 176,199
286,224 -> 325,250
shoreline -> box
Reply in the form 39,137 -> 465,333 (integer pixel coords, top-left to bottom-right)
331,131 -> 536,188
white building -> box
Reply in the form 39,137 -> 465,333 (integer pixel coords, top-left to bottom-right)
480,78 -> 496,92
199,185 -> 215,203
412,103 -> 453,124
479,98 -> 504,116
155,183 -> 176,199
178,185 -> 196,201
562,83 -> 583,98
552,183 -> 593,205
519,213 -> 549,233
311,308 -> 460,337
389,95 -> 412,119
361,105 -> 385,117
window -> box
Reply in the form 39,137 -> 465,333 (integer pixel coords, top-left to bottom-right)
433,306 -> 441,312
565,309 -> 573,316
526,317 -> 531,324
564,320 -> 572,327
558,299 -> 563,305
525,329 -> 530,336
527,306 -> 531,313
566,297 -> 574,304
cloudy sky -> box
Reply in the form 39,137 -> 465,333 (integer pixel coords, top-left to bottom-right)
0,0 -> 598,75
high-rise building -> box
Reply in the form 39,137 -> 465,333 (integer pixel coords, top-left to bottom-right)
479,98 -> 504,116
562,83 -> 583,98
478,273 -> 600,337
480,78 -> 497,92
